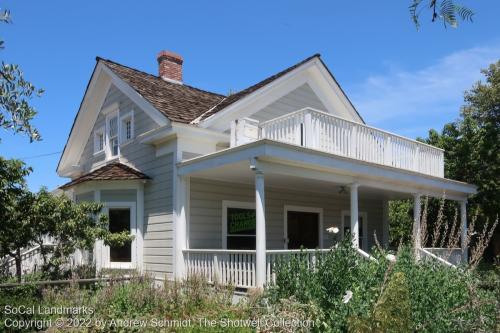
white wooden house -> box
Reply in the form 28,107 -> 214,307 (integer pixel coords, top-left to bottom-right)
57,51 -> 476,288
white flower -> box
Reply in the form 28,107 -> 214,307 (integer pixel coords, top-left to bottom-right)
326,227 -> 340,234
342,290 -> 353,304
386,254 -> 396,262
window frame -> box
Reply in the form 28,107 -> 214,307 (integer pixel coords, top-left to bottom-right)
222,200 -> 256,250
119,110 -> 134,145
93,126 -> 105,155
102,201 -> 137,269
106,109 -> 120,159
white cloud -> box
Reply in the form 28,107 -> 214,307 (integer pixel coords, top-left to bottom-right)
350,44 -> 500,138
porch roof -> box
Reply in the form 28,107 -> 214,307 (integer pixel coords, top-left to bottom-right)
60,162 -> 150,189
177,139 -> 476,201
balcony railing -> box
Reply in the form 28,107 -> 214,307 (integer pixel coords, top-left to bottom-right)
232,108 -> 444,177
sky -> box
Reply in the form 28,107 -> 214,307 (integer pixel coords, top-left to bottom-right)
0,0 -> 498,191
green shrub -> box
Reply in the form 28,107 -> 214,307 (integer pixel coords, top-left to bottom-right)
268,240 -> 498,332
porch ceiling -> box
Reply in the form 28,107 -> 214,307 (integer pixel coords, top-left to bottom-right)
178,140 -> 476,201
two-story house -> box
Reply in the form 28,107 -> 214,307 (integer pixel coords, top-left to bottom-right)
57,51 -> 476,288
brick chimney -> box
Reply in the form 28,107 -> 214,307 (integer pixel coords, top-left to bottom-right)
157,50 -> 183,82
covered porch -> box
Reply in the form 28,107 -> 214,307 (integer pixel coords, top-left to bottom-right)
175,140 -> 475,288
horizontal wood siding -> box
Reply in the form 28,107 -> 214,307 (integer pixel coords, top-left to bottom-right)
142,153 -> 174,279
189,178 -> 384,251
251,83 -> 327,122
78,85 -> 159,174
74,84 -> 173,279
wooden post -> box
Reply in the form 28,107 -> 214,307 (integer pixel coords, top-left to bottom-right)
350,183 -> 359,249
413,193 -> 421,259
460,200 -> 468,264
255,171 -> 266,288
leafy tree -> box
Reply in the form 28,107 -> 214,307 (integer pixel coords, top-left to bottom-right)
0,158 -> 132,281
0,157 -> 32,281
424,61 -> 500,223
388,200 -> 413,246
0,8 -> 43,142
409,0 -> 474,30
390,61 -> 500,256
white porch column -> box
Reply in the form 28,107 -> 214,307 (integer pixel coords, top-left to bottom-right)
460,200 -> 468,264
413,193 -> 422,258
174,175 -> 188,280
255,170 -> 266,288
350,183 -> 359,249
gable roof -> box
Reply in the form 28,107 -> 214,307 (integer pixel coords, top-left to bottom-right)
98,58 -> 225,123
60,162 -> 150,189
194,54 -> 322,122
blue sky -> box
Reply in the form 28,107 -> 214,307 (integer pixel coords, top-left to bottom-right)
0,0 -> 499,191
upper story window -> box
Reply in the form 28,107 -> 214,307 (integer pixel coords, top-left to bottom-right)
93,126 -> 105,154
107,111 -> 119,157
98,104 -> 135,160
120,111 -> 134,144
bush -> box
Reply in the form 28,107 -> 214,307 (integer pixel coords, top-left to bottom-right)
268,239 -> 498,332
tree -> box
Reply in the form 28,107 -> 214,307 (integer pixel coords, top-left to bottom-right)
390,61 -> 500,257
0,157 -> 32,281
26,189 -> 132,279
0,158 -> 132,281
409,0 -> 474,30
0,8 -> 43,142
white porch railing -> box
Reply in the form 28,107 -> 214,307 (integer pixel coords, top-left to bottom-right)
235,108 -> 444,177
184,248 -> 339,288
183,249 -> 257,288
421,248 -> 463,267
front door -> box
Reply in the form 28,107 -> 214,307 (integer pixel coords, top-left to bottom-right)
287,211 -> 319,249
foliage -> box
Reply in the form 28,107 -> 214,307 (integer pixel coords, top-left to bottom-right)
268,240 -> 498,332
0,164 -> 132,280
0,8 -> 43,142
390,61 -> 500,258
349,271 -> 411,333
388,200 -> 413,246
409,0 -> 474,30
0,274 -> 254,333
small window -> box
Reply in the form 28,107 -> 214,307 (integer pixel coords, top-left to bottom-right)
107,112 -> 119,157
120,111 -> 134,144
94,127 -> 105,154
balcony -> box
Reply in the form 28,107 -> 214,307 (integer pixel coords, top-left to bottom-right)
231,108 -> 444,178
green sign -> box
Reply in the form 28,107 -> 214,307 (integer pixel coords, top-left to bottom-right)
227,208 -> 256,235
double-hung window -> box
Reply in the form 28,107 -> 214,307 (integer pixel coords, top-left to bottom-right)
107,111 -> 119,157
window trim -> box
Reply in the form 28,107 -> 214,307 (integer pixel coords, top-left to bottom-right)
340,210 -> 368,251
93,126 -> 105,155
102,201 -> 137,269
119,110 -> 135,145
222,200 -> 255,249
105,109 -> 120,159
